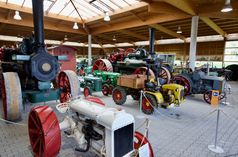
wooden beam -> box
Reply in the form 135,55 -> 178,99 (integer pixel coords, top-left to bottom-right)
91,13 -> 189,34
118,29 -> 148,41
198,1 -> 238,19
0,14 -> 87,35
0,1 -> 83,23
200,17 -> 227,37
161,0 -> 196,15
148,2 -> 188,15
149,24 -> 186,41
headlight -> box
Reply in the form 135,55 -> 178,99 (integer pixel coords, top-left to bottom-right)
176,88 -> 179,92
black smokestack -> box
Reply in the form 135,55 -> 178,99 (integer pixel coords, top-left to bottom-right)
32,0 -> 45,48
149,27 -> 155,55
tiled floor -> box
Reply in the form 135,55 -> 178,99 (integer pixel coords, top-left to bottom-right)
1,82 -> 238,157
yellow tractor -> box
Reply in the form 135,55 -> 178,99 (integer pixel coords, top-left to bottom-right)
141,78 -> 184,114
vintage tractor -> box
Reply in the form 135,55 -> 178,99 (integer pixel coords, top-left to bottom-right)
112,74 -> 184,114
81,71 -> 121,97
92,30 -> 172,84
112,28 -> 184,115
28,97 -> 154,157
1,0 -> 80,121
94,70 -> 121,95
173,70 -> 226,104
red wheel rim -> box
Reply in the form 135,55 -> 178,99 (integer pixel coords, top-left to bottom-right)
84,87 -> 90,97
159,67 -> 171,84
109,85 -> 114,95
125,48 -> 135,56
28,106 -> 61,157
142,97 -> 153,112
102,85 -> 109,95
92,59 -> 113,73
113,90 -> 122,101
58,72 -> 71,103
133,67 -> 155,78
204,91 -> 212,104
1,76 -> 7,119
173,76 -> 191,96
134,131 -> 154,157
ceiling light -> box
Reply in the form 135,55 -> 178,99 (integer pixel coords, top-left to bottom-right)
64,35 -> 68,41
73,22 -> 79,29
104,12 -> 110,22
14,11 -> 22,20
221,0 -> 233,12
113,35 -> 116,41
176,26 -> 182,34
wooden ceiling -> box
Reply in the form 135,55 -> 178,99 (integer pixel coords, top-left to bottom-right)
0,0 -> 237,46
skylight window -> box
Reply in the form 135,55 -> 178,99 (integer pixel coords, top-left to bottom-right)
2,0 -> 144,21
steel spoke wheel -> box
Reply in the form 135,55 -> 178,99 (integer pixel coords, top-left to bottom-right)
28,106 -> 61,157
134,131 -> 154,157
58,70 -> 80,103
112,86 -> 127,105
83,86 -> 91,97
133,67 -> 155,78
102,84 -> 110,96
158,67 -> 171,84
92,59 -> 113,73
141,94 -> 156,115
172,75 -> 193,96
1,72 -> 22,121
203,90 -> 212,104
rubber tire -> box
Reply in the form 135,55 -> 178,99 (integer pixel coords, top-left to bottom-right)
203,90 -> 212,104
112,86 -> 127,105
102,84 -> 110,96
141,94 -> 156,115
84,86 -> 92,97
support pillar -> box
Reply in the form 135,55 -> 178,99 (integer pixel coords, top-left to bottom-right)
88,34 -> 92,66
189,16 -> 199,71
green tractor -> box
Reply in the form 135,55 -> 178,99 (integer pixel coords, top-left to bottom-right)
81,70 -> 121,97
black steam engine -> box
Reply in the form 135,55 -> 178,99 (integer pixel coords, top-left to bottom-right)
1,0 -> 80,121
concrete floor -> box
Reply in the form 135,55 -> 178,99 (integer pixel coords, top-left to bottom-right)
1,82 -> 238,157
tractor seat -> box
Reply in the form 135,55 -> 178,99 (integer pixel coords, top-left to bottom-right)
145,82 -> 160,92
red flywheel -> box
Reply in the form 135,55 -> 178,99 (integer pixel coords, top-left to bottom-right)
134,131 -> 154,157
28,106 -> 61,157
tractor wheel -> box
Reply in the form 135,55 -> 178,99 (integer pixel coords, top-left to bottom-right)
125,48 -> 135,56
172,74 -> 193,96
204,91 -> 226,104
203,90 -> 212,104
219,92 -> 226,100
109,85 -> 114,95
112,86 -> 127,105
102,84 -> 110,96
83,86 -> 92,97
141,94 -> 156,115
92,59 -> 113,73
1,72 -> 23,121
159,67 -> 171,84
58,70 -> 80,103
133,67 -> 155,78
28,106 -> 61,157
134,131 -> 154,157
